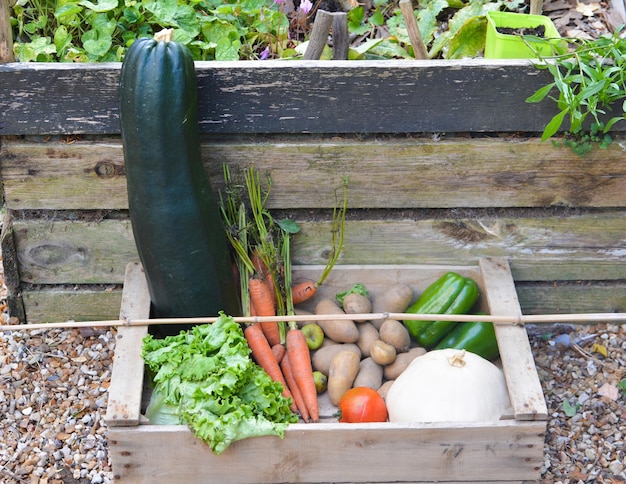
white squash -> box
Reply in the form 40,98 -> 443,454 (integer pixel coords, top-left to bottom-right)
386,349 -> 511,423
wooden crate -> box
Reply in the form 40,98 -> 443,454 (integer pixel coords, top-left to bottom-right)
105,257 -> 547,483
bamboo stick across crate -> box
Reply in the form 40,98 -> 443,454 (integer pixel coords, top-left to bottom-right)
104,257 -> 548,484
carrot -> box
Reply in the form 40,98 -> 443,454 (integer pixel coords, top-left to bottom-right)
292,280 -> 318,305
249,277 -> 281,346
249,297 -> 257,317
251,250 -> 269,277
281,353 -> 310,422
244,323 -> 296,413
272,343 -> 286,364
286,328 -> 319,422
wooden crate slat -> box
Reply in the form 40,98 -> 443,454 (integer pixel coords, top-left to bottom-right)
104,262 -> 150,427
4,137 -> 626,210
0,60 -> 582,135
108,420 -> 545,483
479,258 -> 548,421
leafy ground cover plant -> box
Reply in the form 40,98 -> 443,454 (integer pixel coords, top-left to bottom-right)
10,0 -> 528,61
526,28 -> 626,155
11,0 -> 294,61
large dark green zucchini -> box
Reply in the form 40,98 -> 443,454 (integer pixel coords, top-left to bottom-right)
119,30 -> 240,329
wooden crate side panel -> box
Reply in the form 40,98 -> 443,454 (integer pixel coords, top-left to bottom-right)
20,280 -> 626,324
10,215 -> 626,285
479,258 -> 547,421
105,263 -> 150,427
4,137 -> 626,210
108,421 -> 545,483
0,60 -> 568,136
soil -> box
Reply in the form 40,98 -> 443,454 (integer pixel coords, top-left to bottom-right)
496,25 -> 547,37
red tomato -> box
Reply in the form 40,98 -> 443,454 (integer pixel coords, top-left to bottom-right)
338,387 -> 388,423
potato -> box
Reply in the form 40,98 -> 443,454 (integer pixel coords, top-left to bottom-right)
327,350 -> 361,406
312,343 -> 361,375
356,322 -> 380,358
377,380 -> 395,400
379,319 -> 411,353
342,293 -> 372,322
315,298 -> 359,343
370,340 -> 397,366
371,285 -> 414,330
383,346 -> 426,380
353,357 -> 384,390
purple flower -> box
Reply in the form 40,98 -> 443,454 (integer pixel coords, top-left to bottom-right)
299,0 -> 313,14
274,0 -> 285,4
259,46 -> 271,60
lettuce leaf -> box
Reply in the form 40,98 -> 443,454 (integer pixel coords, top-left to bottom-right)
142,313 -> 298,454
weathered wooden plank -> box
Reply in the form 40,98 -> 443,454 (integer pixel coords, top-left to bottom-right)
480,257 -> 547,421
20,279 -> 626,323
0,59 -> 593,135
12,218 -> 137,284
1,140 -> 127,210
105,262 -> 150,427
10,213 -> 626,285
517,281 -> 626,315
3,136 -> 626,210
108,420 -> 545,483
21,288 -> 122,323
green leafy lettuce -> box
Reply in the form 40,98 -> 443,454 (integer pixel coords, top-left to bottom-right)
142,314 -> 298,454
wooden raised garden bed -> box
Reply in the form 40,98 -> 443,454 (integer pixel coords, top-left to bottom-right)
1,60 -> 626,324
105,257 -> 547,483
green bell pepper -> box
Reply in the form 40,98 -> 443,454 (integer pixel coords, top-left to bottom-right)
403,272 -> 480,348
435,320 -> 499,361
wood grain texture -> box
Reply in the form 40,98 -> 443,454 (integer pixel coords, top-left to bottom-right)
3,136 -> 626,210
108,420 -> 545,483
104,262 -> 149,427
18,280 -> 626,324
480,257 -> 547,421
7,212 -> 624,284
0,59 -> 598,135
10,212 -> 626,285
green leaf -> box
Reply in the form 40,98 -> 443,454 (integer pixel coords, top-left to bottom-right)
277,219 -> 300,234
618,378 -> 626,394
526,83 -> 556,104
562,399 -> 580,417
82,29 -> 112,57
347,7 -> 368,35
144,0 -> 178,25
336,283 -> 370,305
54,4 -> 83,25
53,25 -> 72,54
215,36 -> 241,61
79,0 -> 118,13
370,9 -> 385,27
122,7 -> 141,24
541,109 -> 568,141
444,15 -> 486,59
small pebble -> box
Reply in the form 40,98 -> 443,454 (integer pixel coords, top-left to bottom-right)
2,304 -> 626,483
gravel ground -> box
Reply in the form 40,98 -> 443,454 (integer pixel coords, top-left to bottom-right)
1,251 -> 625,482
